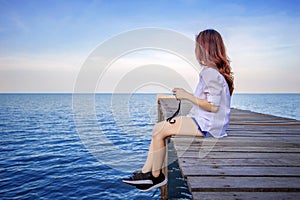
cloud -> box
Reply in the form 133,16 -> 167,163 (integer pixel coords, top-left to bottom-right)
0,69 -> 78,93
0,52 -> 84,92
95,50 -> 200,93
0,1 -> 299,93
216,13 -> 300,93
0,53 -> 85,71
0,50 -> 201,93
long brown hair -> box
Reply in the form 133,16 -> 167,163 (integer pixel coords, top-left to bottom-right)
196,29 -> 234,95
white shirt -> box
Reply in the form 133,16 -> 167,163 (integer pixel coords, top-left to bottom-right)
187,66 -> 231,138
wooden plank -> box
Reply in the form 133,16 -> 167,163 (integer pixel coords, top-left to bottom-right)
228,127 -> 300,132
176,151 -> 300,159
180,166 -> 300,177
228,125 -> 300,129
230,123 -> 300,126
173,141 -> 300,148
174,146 -> 300,153
171,136 -> 300,142
229,108 -> 299,121
187,176 -> 300,192
173,138 -> 300,146
227,129 -> 300,134
192,192 -> 300,200
172,136 -> 300,145
172,136 -> 300,142
227,133 -> 300,137
178,157 -> 300,167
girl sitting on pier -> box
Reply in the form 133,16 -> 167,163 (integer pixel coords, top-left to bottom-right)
123,29 -> 234,191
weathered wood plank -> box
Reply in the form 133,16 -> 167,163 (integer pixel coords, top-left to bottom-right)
171,136 -> 300,142
174,146 -> 300,153
192,192 -> 300,200
178,157 -> 300,167
171,135 -> 300,140
187,176 -> 300,192
173,140 -> 300,148
227,133 -> 300,137
180,166 -> 300,177
227,130 -> 300,135
176,151 -> 300,159
228,125 -> 300,130
230,108 -> 299,121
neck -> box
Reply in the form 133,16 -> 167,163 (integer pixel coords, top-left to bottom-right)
204,62 -> 218,70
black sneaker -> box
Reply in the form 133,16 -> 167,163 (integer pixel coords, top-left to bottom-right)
122,171 -> 153,185
136,172 -> 167,192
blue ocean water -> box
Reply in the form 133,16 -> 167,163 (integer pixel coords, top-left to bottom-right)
0,94 -> 161,200
1,93 -> 299,199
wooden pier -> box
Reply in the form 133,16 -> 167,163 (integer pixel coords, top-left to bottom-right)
157,95 -> 300,200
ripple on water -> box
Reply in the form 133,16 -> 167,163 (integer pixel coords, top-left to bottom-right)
0,94 -> 161,199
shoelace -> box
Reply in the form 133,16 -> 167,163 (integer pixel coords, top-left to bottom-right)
166,100 -> 181,124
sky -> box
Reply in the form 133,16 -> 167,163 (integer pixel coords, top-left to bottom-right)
0,0 -> 299,93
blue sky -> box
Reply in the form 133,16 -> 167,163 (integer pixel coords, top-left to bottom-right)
0,0 -> 299,93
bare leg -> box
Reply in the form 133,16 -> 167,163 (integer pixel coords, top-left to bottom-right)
151,116 -> 203,177
141,139 -> 153,173
151,131 -> 166,177
141,120 -> 166,173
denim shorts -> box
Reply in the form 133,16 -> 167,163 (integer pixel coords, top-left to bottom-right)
191,117 -> 212,137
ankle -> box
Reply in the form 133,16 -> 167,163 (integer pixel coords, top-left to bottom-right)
151,170 -> 161,178
141,168 -> 150,174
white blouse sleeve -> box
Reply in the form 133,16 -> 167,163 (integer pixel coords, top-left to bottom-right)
202,69 -> 223,106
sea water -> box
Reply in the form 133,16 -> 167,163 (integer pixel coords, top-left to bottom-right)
0,94 -> 160,199
0,93 -> 299,199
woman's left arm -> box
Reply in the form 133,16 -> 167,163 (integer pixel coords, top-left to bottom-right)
172,88 -> 219,112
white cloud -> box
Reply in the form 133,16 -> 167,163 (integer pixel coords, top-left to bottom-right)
0,69 -> 78,93
96,50 -> 200,93
0,50 -> 202,93
219,14 -> 300,93
0,53 -> 84,92
0,53 -> 85,71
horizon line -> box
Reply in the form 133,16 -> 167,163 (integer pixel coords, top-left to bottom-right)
0,92 -> 299,95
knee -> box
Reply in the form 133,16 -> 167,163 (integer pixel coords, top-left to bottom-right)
152,122 -> 172,139
152,124 -> 163,139
152,122 -> 163,135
